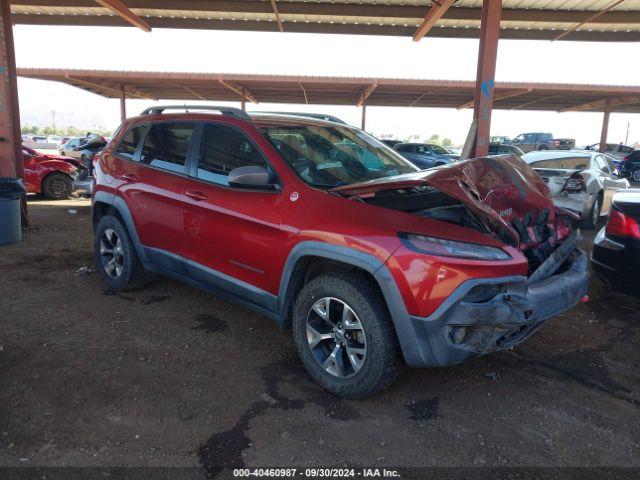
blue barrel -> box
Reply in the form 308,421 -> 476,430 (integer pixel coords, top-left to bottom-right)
0,177 -> 26,246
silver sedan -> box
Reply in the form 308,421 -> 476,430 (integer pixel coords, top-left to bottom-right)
522,150 -> 630,229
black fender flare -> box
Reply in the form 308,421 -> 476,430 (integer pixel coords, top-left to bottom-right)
92,191 -> 150,265
277,241 -> 424,366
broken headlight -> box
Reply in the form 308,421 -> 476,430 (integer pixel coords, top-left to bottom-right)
399,233 -> 511,261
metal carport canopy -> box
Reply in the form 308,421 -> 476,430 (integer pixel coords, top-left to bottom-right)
4,0 -> 640,226
17,68 -> 640,114
10,0 -> 640,42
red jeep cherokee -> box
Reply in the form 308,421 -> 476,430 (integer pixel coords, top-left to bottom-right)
92,106 -> 589,398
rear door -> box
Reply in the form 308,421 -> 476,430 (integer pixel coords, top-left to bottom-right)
110,121 -> 196,264
182,121 -> 284,300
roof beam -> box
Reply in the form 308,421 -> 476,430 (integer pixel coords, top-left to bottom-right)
356,83 -> 377,107
64,75 -> 156,100
458,87 -> 532,109
413,0 -> 456,41
553,0 -> 626,41
177,84 -> 206,101
94,0 -> 151,32
511,97 -> 552,110
270,0 -> 284,32
218,79 -> 258,103
560,95 -> 640,112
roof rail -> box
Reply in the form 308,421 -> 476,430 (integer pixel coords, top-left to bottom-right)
140,105 -> 250,120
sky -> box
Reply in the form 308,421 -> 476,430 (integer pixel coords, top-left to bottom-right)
14,24 -> 640,146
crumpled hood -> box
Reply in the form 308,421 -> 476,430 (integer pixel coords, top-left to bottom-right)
332,155 -> 571,247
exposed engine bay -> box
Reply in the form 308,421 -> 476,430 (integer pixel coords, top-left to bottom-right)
334,155 -> 581,277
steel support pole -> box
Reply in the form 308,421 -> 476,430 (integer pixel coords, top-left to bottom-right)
241,88 -> 246,112
361,102 -> 366,130
599,98 -> 611,153
0,0 -> 27,224
119,84 -> 126,122
470,0 -> 502,158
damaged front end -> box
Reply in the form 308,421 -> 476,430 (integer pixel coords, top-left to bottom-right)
333,154 -> 589,367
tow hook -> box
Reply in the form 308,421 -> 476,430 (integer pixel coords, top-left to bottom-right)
580,295 -> 590,303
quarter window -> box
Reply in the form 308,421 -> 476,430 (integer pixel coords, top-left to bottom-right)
114,126 -> 147,160
140,122 -> 195,174
197,124 -> 266,185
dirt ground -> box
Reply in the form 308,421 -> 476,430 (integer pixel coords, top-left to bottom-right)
1,198 -> 639,477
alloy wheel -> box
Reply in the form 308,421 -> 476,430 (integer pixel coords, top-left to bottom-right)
99,228 -> 124,279
50,177 -> 68,197
633,169 -> 640,183
306,297 -> 367,379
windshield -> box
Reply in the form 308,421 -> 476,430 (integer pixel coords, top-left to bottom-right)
429,144 -> 450,155
260,123 -> 419,188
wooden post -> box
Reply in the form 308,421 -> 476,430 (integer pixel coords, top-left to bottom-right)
469,0 -> 502,158
119,84 -> 126,122
0,0 -> 27,224
599,98 -> 611,153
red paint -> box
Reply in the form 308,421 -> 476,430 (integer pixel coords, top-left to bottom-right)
95,113 -> 575,318
21,146 -> 78,194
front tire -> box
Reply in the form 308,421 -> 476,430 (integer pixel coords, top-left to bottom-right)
42,172 -> 73,200
632,168 -> 640,183
292,271 -> 402,398
94,215 -> 148,292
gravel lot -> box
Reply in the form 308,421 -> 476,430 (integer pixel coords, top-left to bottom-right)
1,198 -> 639,477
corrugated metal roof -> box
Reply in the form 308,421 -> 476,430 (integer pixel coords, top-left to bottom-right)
10,1 -> 640,41
17,68 -> 640,113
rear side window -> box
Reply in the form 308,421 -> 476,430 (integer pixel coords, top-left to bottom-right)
530,156 -> 589,170
114,125 -> 147,160
196,123 -> 266,186
140,122 -> 195,174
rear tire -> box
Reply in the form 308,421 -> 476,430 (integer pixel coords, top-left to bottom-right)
94,215 -> 149,292
292,271 -> 402,398
42,172 -> 73,200
581,193 -> 601,229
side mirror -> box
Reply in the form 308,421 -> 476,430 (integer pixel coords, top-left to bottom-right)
228,166 -> 277,189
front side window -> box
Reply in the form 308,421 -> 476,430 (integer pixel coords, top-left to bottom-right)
197,124 -> 267,185
114,125 -> 147,160
260,122 -> 418,188
140,122 -> 195,174
530,156 -> 589,170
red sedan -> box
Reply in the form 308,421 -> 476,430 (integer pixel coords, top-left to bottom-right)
22,145 -> 81,200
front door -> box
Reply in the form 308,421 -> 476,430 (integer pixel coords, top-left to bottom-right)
182,122 -> 284,301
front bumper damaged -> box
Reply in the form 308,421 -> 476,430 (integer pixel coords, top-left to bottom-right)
403,247 -> 589,367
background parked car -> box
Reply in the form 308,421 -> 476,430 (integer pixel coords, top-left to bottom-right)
22,145 -> 79,199
591,189 -> 640,296
393,143 -> 456,168
488,143 -> 525,156
445,146 -> 462,156
585,143 -> 636,161
617,150 -> 640,183
522,150 -> 630,228
512,132 -> 575,153
59,137 -> 83,156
